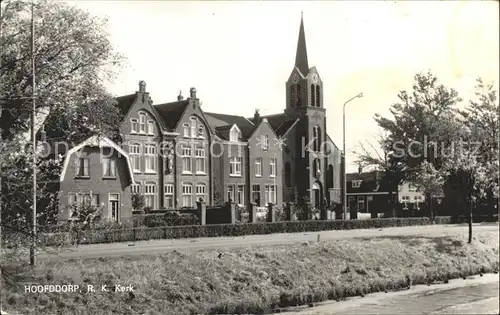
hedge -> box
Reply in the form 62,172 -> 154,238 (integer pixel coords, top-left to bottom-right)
10,214 -> 498,248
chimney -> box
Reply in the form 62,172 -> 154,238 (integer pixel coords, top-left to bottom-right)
254,109 -> 261,124
138,80 -> 146,93
190,87 -> 197,99
177,90 -> 184,101
358,164 -> 363,174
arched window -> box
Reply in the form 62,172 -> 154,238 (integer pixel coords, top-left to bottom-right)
316,85 -> 320,107
290,85 -> 295,108
327,164 -> 334,189
312,127 -> 317,152
284,162 -> 291,187
310,84 -> 315,107
313,158 -> 320,176
317,126 -> 322,153
296,84 -> 301,107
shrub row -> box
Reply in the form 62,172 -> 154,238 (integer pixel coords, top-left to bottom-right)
4,214 -> 497,248
35,216 -> 461,247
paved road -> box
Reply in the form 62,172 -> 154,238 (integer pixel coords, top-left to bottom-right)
38,223 -> 498,260
279,274 -> 499,314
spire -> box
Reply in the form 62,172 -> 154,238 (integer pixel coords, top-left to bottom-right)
295,12 -> 309,76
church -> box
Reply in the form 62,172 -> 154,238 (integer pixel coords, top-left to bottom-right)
57,14 -> 343,222
249,14 -> 343,209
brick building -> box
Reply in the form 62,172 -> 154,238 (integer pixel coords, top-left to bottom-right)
58,14 -> 343,222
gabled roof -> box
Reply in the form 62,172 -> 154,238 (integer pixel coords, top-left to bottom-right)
247,113 -> 299,137
154,100 -> 189,130
116,94 -> 137,116
59,135 -> 135,184
205,112 -> 256,140
276,119 -> 299,137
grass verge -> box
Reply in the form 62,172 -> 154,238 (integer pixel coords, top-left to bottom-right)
2,230 -> 499,315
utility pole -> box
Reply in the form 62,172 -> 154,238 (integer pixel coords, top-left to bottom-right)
0,0 -> 4,312
29,0 -> 36,266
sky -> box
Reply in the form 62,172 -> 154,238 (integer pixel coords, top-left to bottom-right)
70,0 -> 499,173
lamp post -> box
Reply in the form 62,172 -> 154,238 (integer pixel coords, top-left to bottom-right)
342,92 -> 363,220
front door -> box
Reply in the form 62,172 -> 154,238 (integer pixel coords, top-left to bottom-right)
109,193 -> 120,222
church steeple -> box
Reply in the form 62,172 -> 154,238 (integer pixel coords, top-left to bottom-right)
295,12 -> 309,76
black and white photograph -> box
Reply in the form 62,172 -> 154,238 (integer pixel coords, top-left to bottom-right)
0,1 -> 498,314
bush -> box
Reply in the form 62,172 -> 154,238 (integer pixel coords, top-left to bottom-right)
37,216 -> 458,246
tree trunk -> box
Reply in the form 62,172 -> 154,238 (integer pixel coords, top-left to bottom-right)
468,201 -> 473,244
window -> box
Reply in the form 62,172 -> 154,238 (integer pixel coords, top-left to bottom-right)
413,196 -> 420,201
68,193 -> 99,217
402,196 -> 410,201
147,120 -> 154,135
144,183 -> 156,208
252,184 -> 261,206
144,144 -> 157,173
164,184 -> 174,209
229,157 -> 242,176
75,158 -> 89,177
270,158 -> 276,177
131,184 -> 140,194
230,126 -> 240,142
102,158 -> 116,178
357,196 -> 365,210
182,147 -> 192,173
261,135 -> 269,150
182,184 -> 193,207
190,117 -> 197,138
265,185 -> 276,205
195,148 -> 206,174
313,127 -> 318,151
130,119 -> 138,134
139,112 -> 146,133
227,185 -> 234,202
296,84 -> 302,107
237,185 -> 244,205
255,158 -> 262,177
198,124 -> 204,138
129,143 -> 141,173
408,183 -> 417,192
316,85 -> 320,107
352,180 -> 362,188
196,183 -> 207,203
311,84 -> 315,106
183,124 -> 190,137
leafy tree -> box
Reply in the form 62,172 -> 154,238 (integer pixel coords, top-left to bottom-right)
0,0 -> 125,142
442,78 -> 499,242
358,72 -> 462,217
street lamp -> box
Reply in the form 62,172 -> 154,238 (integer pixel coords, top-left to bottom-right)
342,92 -> 364,220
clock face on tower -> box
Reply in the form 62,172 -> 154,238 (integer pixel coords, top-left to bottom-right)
311,73 -> 319,84
291,73 -> 299,84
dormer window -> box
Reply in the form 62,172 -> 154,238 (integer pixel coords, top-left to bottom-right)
190,117 -> 197,138
147,120 -> 154,135
130,119 -> 138,134
198,124 -> 204,138
230,125 -> 241,142
352,180 -> 362,188
139,112 -> 146,134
